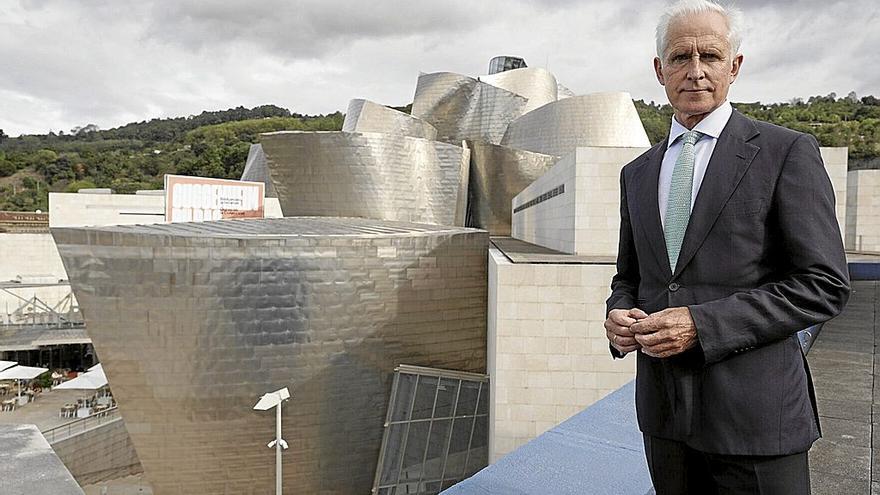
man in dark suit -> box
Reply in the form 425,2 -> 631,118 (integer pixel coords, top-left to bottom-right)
604,1 -> 851,493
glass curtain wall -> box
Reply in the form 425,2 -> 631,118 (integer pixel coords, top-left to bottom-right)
373,364 -> 489,494
488,56 -> 527,75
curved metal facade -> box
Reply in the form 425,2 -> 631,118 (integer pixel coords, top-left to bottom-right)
556,83 -> 576,100
411,72 -> 474,120
411,72 -> 528,145
501,92 -> 651,156
52,217 -> 488,495
260,131 -> 470,226
465,141 -> 558,235
342,99 -> 438,141
240,143 -> 277,198
481,67 -> 558,114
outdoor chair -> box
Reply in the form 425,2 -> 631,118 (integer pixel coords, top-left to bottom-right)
59,404 -> 76,418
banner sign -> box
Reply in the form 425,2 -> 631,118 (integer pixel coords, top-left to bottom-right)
164,175 -> 265,223
0,211 -> 49,233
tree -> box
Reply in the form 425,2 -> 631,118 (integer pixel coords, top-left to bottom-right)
0,159 -> 15,177
65,180 -> 98,192
0,129 -> 7,144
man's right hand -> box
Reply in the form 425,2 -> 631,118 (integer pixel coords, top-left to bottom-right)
605,308 -> 649,354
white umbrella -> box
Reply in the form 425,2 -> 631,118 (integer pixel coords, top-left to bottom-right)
55,365 -> 109,414
0,361 -> 19,398
0,365 -> 49,398
0,365 -> 49,380
55,365 -> 107,390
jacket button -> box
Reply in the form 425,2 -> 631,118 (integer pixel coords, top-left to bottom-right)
668,282 -> 680,292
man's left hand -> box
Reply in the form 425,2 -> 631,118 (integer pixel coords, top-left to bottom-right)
630,307 -> 697,358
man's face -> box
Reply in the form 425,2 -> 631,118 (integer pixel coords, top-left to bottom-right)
653,11 -> 743,128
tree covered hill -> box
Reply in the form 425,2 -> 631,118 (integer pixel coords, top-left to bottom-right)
0,106 -> 343,211
1,94 -> 878,212
635,93 -> 880,160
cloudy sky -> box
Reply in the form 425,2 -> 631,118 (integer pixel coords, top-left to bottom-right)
1,0 -> 877,137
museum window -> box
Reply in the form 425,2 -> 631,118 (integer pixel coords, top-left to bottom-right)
488,55 -> 527,75
373,364 -> 489,494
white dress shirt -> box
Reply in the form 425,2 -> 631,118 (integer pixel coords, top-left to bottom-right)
658,101 -> 733,228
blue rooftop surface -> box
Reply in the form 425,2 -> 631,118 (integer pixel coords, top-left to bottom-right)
442,381 -> 653,495
849,259 -> 880,280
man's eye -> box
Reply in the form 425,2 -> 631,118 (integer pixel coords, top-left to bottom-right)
671,54 -> 689,62
701,53 -> 720,61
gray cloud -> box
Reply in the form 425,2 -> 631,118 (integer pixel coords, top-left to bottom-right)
0,0 -> 876,136
143,0 -> 497,58
732,0 -> 880,103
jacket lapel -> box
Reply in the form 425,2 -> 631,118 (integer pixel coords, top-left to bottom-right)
632,141 -> 672,276
672,111 -> 761,278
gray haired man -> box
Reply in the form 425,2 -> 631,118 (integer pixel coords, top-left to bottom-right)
604,0 -> 850,493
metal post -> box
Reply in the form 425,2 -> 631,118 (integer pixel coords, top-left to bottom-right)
276,402 -> 282,495
254,388 -> 290,495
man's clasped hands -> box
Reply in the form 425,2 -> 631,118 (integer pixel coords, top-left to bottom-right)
604,306 -> 698,358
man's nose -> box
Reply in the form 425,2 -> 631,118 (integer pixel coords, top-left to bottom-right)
686,56 -> 705,80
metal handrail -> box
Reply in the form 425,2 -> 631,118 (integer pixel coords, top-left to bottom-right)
0,321 -> 85,330
42,406 -> 120,444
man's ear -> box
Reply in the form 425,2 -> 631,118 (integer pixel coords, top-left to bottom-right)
729,54 -> 743,83
653,57 -> 665,85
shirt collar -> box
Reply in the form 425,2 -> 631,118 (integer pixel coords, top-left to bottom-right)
666,100 -> 733,149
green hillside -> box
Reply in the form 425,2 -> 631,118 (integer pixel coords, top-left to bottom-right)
0,106 -> 343,211
635,93 -> 880,159
1,94 -> 877,212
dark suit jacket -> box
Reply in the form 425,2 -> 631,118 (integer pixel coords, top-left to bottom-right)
606,110 -> 850,455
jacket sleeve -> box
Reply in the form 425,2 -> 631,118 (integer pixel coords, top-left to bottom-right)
688,133 -> 851,365
607,168 -> 640,316
606,168 -> 640,360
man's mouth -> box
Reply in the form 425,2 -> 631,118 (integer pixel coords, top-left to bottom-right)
682,88 -> 712,93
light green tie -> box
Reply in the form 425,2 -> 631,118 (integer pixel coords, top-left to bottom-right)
665,130 -> 703,273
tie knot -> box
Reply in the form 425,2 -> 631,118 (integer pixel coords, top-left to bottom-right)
682,130 -> 703,146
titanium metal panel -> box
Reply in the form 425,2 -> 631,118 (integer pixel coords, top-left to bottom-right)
481,67 -> 558,114
52,217 -> 489,495
411,72 -> 528,145
556,83 -> 576,100
260,131 -> 470,226
240,143 -> 277,198
343,99 -> 438,141
501,92 -> 652,156
465,141 -> 557,236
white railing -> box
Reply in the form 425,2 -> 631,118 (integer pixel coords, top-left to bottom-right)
42,406 -> 120,444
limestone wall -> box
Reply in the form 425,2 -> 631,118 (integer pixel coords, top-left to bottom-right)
846,169 -> 880,252
819,147 -> 848,241
52,418 -> 142,486
49,192 -> 281,228
487,249 -> 635,461
511,147 -> 647,255
0,233 -> 70,319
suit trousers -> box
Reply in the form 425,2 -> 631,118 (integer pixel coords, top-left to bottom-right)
643,435 -> 810,494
